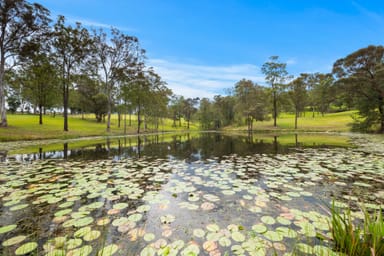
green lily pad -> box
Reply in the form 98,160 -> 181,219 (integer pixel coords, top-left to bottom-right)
143,233 -> 155,242
206,223 -> 220,232
2,235 -> 27,247
66,238 -> 82,250
231,231 -> 245,242
74,226 -> 92,238
83,230 -> 101,241
140,247 -> 156,256
252,224 -> 267,233
181,244 -> 200,256
0,224 -> 17,234
67,245 -> 93,256
193,228 -> 205,238
137,204 -> 151,213
219,237 -> 231,247
10,204 -> 28,211
263,231 -> 283,242
113,203 -> 128,210
73,217 -> 93,227
277,216 -> 291,225
58,201 -> 74,208
296,243 -> 313,254
128,213 -> 143,222
261,216 -> 276,225
15,242 -> 38,255
54,208 -> 72,217
97,244 -> 119,256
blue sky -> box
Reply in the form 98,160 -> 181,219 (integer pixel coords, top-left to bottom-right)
38,0 -> 384,98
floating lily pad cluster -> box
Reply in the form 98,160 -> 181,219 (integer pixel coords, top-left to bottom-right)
0,136 -> 383,255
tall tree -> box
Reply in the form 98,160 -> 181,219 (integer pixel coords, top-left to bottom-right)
261,56 -> 290,127
20,54 -> 59,124
333,45 -> 384,132
51,15 -> 92,131
0,0 -> 50,127
234,79 -> 268,132
288,75 -> 307,129
182,97 -> 199,129
92,28 -> 144,132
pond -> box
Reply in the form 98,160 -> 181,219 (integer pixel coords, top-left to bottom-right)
0,132 -> 383,256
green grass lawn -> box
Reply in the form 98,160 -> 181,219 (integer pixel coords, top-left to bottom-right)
0,111 -> 354,142
225,111 -> 355,132
0,114 -> 199,142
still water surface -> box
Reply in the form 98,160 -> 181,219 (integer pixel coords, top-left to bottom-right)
0,133 -> 383,255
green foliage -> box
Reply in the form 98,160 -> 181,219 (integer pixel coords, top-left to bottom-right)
329,203 -> 384,256
333,45 -> 384,133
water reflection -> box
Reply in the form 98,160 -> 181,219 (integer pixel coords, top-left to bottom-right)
3,132 -> 350,162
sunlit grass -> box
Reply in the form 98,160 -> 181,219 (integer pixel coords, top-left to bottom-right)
226,111 -> 355,132
0,114 -> 198,142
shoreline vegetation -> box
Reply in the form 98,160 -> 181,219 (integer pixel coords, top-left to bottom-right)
0,111 -> 356,143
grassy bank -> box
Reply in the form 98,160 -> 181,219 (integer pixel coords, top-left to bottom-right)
0,111 -> 355,142
0,114 -> 198,142
224,111 -> 355,133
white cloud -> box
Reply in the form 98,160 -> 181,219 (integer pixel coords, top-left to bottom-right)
65,16 -> 136,32
147,59 -> 265,99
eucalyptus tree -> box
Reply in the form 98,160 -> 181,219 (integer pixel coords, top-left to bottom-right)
169,95 -> 184,127
0,0 -> 50,127
182,97 -> 199,129
288,75 -> 307,129
91,28 -> 144,132
212,95 -> 235,128
19,54 -> 59,124
234,79 -> 269,132
198,98 -> 214,129
143,71 -> 172,131
72,74 -> 107,122
261,56 -> 291,127
333,45 -> 384,132
51,15 -> 92,131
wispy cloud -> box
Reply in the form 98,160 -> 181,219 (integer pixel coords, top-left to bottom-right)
66,17 -> 136,32
352,1 -> 384,26
148,59 -> 265,99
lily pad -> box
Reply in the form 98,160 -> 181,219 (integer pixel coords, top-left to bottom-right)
143,233 -> 155,242
74,226 -> 92,238
73,217 -> 94,227
15,242 -> 38,255
231,231 -> 245,242
261,216 -> 276,225
10,204 -> 29,211
113,203 -> 128,210
98,244 -> 119,256
83,230 -> 101,241
252,224 -> 267,233
2,235 -> 27,247
0,224 -> 17,234
67,245 -> 93,256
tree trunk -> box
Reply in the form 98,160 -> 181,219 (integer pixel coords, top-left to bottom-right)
0,56 -> 7,127
295,109 -> 298,129
118,111 -> 121,128
137,103 -> 141,134
273,90 -> 277,127
124,108 -> 127,135
63,82 -> 69,131
39,104 -> 43,125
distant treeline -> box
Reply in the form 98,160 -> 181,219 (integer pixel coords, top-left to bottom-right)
1,1 -> 383,133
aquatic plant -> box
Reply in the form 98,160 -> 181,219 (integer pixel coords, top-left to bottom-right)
329,203 -> 384,256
